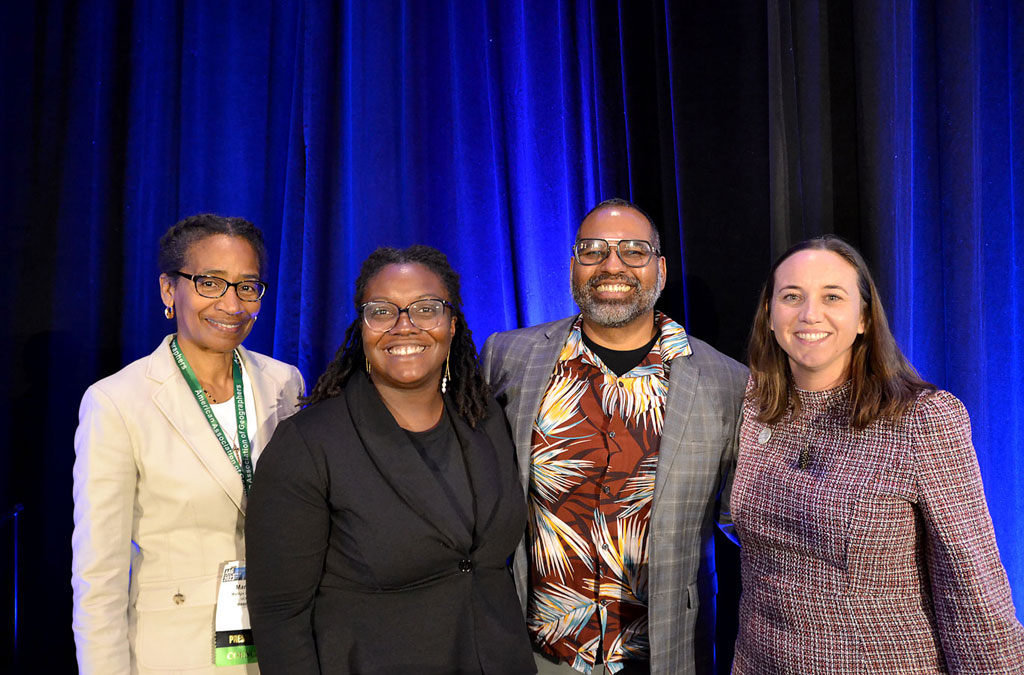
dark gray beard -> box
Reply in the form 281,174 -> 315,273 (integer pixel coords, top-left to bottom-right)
571,272 -> 662,328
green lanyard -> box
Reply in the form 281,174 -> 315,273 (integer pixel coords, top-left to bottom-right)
169,337 -> 253,494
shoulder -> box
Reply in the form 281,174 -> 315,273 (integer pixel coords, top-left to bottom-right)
82,343 -> 165,408
283,393 -> 350,435
910,388 -> 971,435
239,347 -> 304,387
678,333 -> 749,391
482,316 -> 576,352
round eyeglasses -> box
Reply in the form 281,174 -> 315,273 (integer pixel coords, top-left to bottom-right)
360,299 -> 454,332
170,271 -> 267,302
572,238 -> 658,268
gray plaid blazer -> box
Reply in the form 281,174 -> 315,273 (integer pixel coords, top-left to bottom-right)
480,316 -> 747,675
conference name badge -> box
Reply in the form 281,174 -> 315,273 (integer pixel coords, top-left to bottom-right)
214,560 -> 257,666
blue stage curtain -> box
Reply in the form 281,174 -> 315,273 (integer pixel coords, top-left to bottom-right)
770,0 -> 1024,616
1,0 -> 1022,669
0,2 -> 769,668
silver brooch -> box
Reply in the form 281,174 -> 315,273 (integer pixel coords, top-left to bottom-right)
757,428 -> 772,444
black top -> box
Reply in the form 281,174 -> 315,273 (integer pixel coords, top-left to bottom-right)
405,410 -> 474,534
581,328 -> 659,376
245,372 -> 535,674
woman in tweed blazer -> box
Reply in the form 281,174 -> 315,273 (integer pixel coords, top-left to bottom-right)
733,236 -> 1024,673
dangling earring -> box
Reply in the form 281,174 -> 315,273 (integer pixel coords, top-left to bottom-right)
164,305 -> 174,320
440,351 -> 451,394
365,358 -> 371,375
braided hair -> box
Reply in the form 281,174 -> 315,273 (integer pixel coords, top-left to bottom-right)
304,245 -> 492,428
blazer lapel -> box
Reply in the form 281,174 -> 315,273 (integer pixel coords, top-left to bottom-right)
510,320 -> 572,492
652,353 -> 700,508
449,407 -> 504,545
148,337 -> 246,514
346,374 -> 472,552
236,345 -> 284,451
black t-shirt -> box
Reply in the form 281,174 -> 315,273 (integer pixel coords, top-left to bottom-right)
404,409 -> 474,532
581,328 -> 659,377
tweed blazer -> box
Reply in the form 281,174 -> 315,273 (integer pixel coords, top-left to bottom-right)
72,335 -> 304,675
733,382 -> 1024,673
480,316 -> 748,675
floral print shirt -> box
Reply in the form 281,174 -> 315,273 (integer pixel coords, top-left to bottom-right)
528,312 -> 691,674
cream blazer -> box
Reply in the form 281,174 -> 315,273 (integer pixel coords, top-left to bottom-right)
72,336 -> 304,674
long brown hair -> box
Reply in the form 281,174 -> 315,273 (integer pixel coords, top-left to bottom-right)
747,236 -> 934,428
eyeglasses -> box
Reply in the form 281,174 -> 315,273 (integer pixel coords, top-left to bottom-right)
170,271 -> 268,302
572,238 -> 659,268
360,299 -> 454,332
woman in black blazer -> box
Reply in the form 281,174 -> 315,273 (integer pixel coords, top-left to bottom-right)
245,245 -> 535,675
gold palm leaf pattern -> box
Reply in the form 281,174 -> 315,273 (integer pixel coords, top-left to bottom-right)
526,314 -> 691,669
535,368 -> 590,436
532,501 -> 595,580
599,370 -> 667,434
590,511 -> 649,605
531,445 -> 592,504
604,615 -> 650,671
617,456 -> 658,519
530,582 -> 599,646
572,635 -> 601,674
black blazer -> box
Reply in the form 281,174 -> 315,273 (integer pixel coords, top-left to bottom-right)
245,372 -> 535,675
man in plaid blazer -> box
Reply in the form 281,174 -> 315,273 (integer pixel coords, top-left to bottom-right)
480,199 -> 747,675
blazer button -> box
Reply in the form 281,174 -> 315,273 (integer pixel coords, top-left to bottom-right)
459,559 -> 473,572
173,593 -> 185,605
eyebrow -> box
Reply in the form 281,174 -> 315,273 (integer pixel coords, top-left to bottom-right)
197,269 -> 261,278
777,284 -> 849,292
365,294 -> 447,302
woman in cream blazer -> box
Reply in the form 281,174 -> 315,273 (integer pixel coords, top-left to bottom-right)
72,215 -> 303,674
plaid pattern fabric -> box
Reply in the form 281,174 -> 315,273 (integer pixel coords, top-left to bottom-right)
481,316 -> 748,675
733,381 -> 1024,674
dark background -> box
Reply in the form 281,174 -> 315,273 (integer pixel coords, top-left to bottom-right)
1,1 -> 1022,671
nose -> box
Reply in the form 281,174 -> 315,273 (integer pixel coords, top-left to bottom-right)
216,286 -> 246,314
599,246 -> 627,273
388,309 -> 419,333
798,298 -> 822,323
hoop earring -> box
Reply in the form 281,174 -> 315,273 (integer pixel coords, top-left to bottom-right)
440,351 -> 451,394
164,305 -> 174,320
365,358 -> 371,375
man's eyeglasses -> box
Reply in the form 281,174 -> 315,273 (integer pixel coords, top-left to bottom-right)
170,271 -> 267,302
572,238 -> 659,268
360,299 -> 454,332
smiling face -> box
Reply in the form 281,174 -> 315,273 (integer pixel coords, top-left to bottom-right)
770,249 -> 866,390
570,205 -> 666,328
159,234 -> 262,355
361,263 -> 455,394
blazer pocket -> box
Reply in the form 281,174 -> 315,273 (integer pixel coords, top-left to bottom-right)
686,581 -> 700,610
134,575 -> 219,670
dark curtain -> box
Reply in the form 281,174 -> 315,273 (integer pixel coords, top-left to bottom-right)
770,0 -> 1024,620
1,0 -> 1020,671
0,2 -> 767,670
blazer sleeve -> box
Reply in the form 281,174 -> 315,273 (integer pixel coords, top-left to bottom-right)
715,364 -> 748,546
245,417 -> 329,674
71,384 -> 138,675
913,391 -> 1024,672
716,401 -> 742,546
479,333 -> 501,388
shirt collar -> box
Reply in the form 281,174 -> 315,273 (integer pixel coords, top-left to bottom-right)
559,311 -> 692,369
